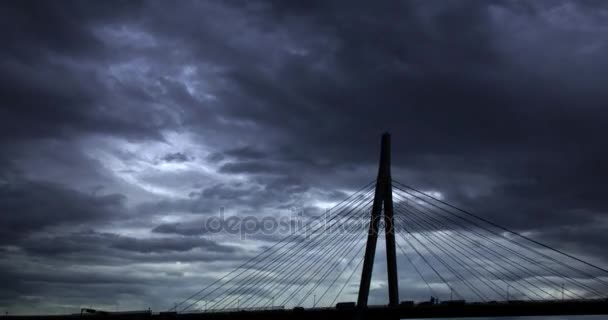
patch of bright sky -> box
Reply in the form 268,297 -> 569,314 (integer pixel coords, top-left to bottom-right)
83,131 -> 224,200
394,189 -> 444,205
306,185 -> 376,213
176,64 -> 219,102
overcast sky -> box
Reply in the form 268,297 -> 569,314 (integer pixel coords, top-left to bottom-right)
1,0 -> 608,318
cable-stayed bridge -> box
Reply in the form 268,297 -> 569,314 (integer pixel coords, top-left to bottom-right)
155,133 -> 608,319
10,134 -> 608,319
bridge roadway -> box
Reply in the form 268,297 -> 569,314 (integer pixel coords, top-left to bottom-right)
6,300 -> 608,320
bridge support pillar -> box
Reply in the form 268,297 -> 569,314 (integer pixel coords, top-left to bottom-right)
357,133 -> 399,308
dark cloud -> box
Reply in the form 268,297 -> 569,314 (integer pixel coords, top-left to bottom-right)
21,230 -> 237,256
152,223 -> 203,237
223,146 -> 268,160
0,0 -> 175,142
161,152 -> 192,163
0,179 -> 126,244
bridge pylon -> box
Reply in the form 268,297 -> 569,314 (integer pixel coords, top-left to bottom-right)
357,132 -> 399,307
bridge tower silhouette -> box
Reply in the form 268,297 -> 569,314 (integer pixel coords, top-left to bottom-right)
358,133 -> 399,307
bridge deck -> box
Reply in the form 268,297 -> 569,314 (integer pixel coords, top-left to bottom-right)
6,300 -> 608,320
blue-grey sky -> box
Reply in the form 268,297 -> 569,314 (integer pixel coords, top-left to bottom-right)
1,0 -> 608,317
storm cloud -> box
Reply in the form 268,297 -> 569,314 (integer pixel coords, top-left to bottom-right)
1,0 -> 608,317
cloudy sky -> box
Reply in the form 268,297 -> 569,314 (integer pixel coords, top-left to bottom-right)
1,0 -> 608,318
